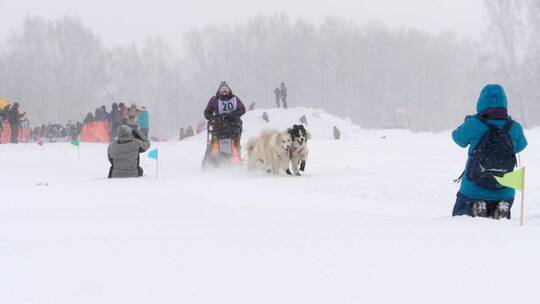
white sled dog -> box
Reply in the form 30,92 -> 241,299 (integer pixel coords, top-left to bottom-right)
286,124 -> 309,175
246,129 -> 292,174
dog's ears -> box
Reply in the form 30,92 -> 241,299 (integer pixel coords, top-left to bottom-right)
289,125 -> 301,133
287,128 -> 294,135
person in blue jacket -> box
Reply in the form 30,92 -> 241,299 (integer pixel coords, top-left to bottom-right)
452,84 -> 527,219
138,106 -> 150,137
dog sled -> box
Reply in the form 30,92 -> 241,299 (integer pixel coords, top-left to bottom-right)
202,115 -> 243,169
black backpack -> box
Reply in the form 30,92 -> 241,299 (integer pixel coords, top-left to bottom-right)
466,118 -> 516,189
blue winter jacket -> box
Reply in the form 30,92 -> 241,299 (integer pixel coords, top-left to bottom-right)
138,110 -> 149,130
452,84 -> 527,201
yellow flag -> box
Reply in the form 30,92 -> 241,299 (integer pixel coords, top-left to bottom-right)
494,167 -> 525,191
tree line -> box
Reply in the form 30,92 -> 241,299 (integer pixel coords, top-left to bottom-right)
0,0 -> 538,136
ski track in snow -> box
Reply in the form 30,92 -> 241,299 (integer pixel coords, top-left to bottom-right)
1,108 -> 540,304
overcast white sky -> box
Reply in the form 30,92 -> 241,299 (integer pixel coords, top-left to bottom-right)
0,0 -> 487,46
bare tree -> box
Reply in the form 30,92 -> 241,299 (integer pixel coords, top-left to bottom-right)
2,16 -> 107,124
484,0 -> 531,125
0,14 -> 496,134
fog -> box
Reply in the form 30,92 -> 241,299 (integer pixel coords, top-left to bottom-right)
0,0 -> 487,45
1,0 -> 538,136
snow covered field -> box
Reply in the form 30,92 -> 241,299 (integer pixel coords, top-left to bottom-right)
1,108 -> 540,304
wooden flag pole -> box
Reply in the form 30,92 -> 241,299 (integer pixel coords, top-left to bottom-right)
520,167 -> 525,226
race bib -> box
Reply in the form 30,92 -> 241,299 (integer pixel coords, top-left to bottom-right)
218,97 -> 238,115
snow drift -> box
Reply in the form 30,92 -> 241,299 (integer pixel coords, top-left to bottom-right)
239,107 -> 364,140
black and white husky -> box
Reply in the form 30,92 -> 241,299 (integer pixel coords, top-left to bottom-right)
286,124 -> 309,176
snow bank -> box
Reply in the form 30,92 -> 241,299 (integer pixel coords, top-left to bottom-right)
241,107 -> 363,140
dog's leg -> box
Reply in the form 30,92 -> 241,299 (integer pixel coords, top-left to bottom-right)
299,160 -> 306,172
273,161 -> 283,175
264,158 -> 272,174
282,160 -> 292,176
265,158 -> 274,174
290,154 -> 301,175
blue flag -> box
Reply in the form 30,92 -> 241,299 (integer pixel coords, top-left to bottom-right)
148,149 -> 158,160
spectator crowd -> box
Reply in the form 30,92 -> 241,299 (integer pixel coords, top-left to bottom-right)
0,101 -> 151,144
2,83 -> 294,145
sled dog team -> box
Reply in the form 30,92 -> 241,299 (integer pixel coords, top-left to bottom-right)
246,124 -> 309,176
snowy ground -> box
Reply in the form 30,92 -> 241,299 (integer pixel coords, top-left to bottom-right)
1,108 -> 540,304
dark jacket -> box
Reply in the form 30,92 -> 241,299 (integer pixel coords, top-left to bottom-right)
110,108 -> 122,130
8,106 -> 24,126
107,126 -> 151,178
274,87 -> 281,99
84,112 -> 94,124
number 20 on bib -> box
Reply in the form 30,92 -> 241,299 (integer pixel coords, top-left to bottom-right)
218,97 -> 238,114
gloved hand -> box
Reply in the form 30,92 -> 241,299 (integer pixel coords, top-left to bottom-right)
211,116 -> 222,126
132,128 -> 144,139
